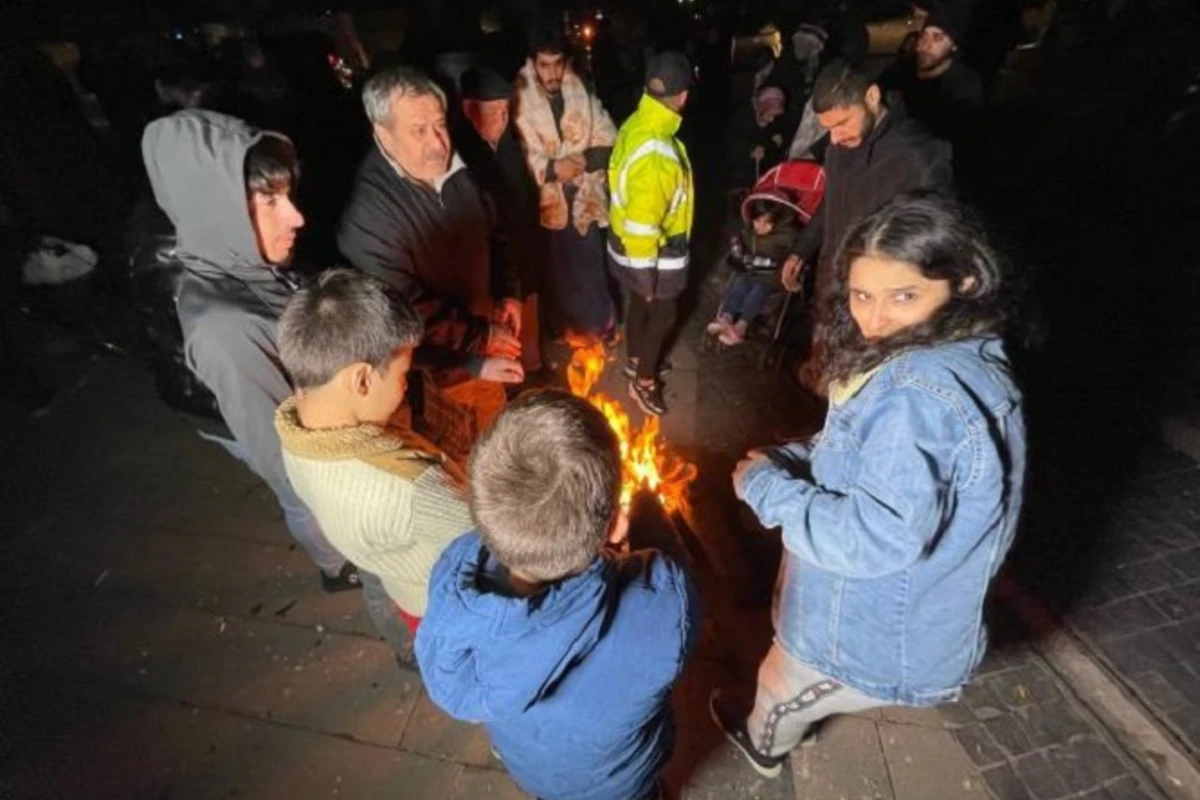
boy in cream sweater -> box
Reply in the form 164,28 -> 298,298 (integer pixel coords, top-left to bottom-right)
274,269 -> 473,662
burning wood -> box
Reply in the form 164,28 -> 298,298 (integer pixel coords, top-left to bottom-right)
567,339 -> 697,513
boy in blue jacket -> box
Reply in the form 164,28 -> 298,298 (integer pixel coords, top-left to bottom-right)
415,390 -> 699,800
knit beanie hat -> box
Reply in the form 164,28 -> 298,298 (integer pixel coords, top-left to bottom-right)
924,1 -> 971,46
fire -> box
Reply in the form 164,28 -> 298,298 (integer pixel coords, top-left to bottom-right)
567,339 -> 697,513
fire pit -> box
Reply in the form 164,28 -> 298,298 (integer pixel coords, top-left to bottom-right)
567,339 -> 697,514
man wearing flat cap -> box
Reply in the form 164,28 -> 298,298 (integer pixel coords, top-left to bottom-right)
460,65 -> 543,372
607,51 -> 695,417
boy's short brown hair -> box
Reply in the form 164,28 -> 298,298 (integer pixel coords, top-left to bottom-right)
278,268 -> 423,390
467,390 -> 621,582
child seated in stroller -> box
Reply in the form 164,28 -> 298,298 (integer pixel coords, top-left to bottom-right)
708,197 -> 798,346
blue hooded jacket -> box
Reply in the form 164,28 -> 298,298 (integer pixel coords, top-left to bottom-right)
416,532 -> 699,800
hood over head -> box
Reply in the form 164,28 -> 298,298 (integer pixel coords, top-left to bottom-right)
142,110 -> 282,270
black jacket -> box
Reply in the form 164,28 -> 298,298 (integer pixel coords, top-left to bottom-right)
792,108 -> 952,294
880,58 -> 984,147
338,145 -> 519,379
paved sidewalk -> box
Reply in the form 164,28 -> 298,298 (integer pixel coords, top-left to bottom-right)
0,314 -> 1170,800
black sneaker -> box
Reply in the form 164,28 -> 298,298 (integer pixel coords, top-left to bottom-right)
629,379 -> 667,417
622,358 -> 673,380
708,690 -> 787,779
320,562 -> 362,593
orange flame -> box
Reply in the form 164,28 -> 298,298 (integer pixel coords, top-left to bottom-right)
567,338 -> 697,513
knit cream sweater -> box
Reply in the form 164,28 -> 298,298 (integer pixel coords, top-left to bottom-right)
274,398 -> 474,616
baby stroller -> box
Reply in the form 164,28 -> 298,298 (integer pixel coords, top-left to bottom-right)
702,159 -> 826,370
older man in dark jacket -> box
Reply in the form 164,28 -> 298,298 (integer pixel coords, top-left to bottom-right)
338,67 -> 524,459
783,59 -> 953,302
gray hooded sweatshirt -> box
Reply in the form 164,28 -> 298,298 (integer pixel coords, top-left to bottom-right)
141,111 -> 299,506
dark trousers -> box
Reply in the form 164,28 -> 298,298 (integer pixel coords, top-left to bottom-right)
626,292 -> 677,382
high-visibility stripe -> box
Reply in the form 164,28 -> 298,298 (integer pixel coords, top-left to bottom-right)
607,243 -> 656,268
667,187 -> 686,216
614,138 -> 680,207
607,243 -> 688,271
623,219 -> 662,237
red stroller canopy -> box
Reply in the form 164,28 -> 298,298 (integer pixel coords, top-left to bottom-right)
741,160 -> 826,225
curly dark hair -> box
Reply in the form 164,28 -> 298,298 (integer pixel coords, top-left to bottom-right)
820,192 -> 1009,388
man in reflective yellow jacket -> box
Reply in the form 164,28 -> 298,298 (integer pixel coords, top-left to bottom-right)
607,51 -> 695,417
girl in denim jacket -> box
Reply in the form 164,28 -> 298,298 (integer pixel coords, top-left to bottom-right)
710,193 -> 1026,778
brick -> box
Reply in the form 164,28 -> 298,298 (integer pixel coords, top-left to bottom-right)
1147,581 -> 1200,622
1013,700 -> 1093,748
789,715 -> 893,800
878,725 -> 987,799
1115,558 -> 1185,593
961,681 -> 1007,721
1166,705 -> 1200,751
1069,597 -> 1170,642
939,697 -> 983,728
985,665 -> 1061,709
1094,631 -> 1180,675
1175,547 -> 1200,578
1012,751 -> 1070,800
1161,663 -> 1200,704
952,725 -> 1005,768
1046,736 -> 1126,793
1101,775 -> 1161,800
1129,670 -> 1189,712
984,715 -> 1035,758
980,764 -> 1033,800
1157,619 -> 1200,661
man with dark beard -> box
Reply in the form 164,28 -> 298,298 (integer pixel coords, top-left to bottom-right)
781,58 -> 952,390
512,27 -> 617,343
880,2 -> 984,147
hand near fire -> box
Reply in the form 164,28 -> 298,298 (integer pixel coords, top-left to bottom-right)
732,448 -> 771,500
480,357 -> 525,384
486,324 -> 522,360
494,297 -> 523,337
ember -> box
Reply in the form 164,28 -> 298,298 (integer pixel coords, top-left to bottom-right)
567,339 -> 697,513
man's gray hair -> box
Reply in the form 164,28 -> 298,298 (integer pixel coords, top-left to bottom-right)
362,67 -> 447,125
278,269 -> 424,390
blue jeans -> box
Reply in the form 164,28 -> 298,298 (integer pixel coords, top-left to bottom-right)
199,431 -> 347,576
722,275 -> 776,323
360,570 -> 414,657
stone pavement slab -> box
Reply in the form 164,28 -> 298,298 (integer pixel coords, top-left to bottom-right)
1,679 -> 522,800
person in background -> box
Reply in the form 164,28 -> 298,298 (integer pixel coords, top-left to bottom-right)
607,52 -> 695,417
712,193 -> 1025,778
723,85 -> 790,192
416,389 -> 699,800
513,27 -> 618,344
708,198 -> 798,346
142,110 -> 358,591
275,270 -> 474,664
880,1 -> 984,148
780,58 -> 952,391
459,65 -> 543,374
338,68 -> 524,459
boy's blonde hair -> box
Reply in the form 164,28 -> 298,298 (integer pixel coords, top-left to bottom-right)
467,390 -> 621,582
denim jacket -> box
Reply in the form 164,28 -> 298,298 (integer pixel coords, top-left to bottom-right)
737,337 -> 1025,705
